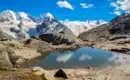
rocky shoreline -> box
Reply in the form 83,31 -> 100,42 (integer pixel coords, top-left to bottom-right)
1,64 -> 130,80
0,37 -> 93,69
1,37 -> 130,69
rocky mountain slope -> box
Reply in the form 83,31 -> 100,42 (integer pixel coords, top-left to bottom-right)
79,13 -> 130,42
0,29 -> 13,40
38,17 -> 77,44
78,13 -> 130,54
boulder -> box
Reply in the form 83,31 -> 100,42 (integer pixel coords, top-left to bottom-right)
32,66 -> 55,80
0,45 -> 25,68
0,46 -> 13,68
24,38 -> 51,50
54,69 -> 68,79
39,33 -> 75,45
24,38 -> 52,58
39,34 -> 55,43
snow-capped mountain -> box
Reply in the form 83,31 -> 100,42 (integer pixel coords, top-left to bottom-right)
0,10 -> 36,39
0,10 -> 36,25
0,10 -> 107,40
0,10 -> 17,21
37,12 -> 55,23
0,10 -> 18,24
27,12 -> 58,37
37,14 -> 77,41
17,12 -> 36,25
36,12 -> 58,34
62,20 -> 107,36
37,13 -> 107,36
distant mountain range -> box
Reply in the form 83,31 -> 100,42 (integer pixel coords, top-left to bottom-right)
0,10 -> 107,40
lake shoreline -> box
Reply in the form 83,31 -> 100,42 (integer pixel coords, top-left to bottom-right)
1,38 -> 130,70
19,40 -> 130,69
1,64 -> 130,80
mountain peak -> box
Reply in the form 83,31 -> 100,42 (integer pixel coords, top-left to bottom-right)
3,10 -> 14,12
39,12 -> 54,20
0,10 -> 17,21
99,20 -> 107,24
17,12 -> 36,22
37,12 -> 55,23
43,12 -> 54,19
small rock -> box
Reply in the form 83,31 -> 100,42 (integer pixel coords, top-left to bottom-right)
54,69 -> 68,79
16,58 -> 25,64
1,38 -> 8,41
10,68 -> 19,71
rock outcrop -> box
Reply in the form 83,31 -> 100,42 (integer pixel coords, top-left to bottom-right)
0,46 -> 13,68
24,38 -> 52,57
0,40 -> 42,68
39,33 -> 75,45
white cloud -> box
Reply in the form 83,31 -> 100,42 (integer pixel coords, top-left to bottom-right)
110,2 -> 120,10
114,11 -> 121,15
110,0 -> 130,15
108,52 -> 130,65
109,10 -> 121,15
80,3 -> 94,9
79,54 -> 92,61
57,1 -> 74,10
56,53 -> 73,63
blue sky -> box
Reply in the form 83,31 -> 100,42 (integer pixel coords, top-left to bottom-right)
0,0 -> 129,22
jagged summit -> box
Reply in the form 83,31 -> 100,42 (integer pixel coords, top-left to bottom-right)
0,10 -> 17,22
38,12 -> 55,23
17,12 -> 36,23
42,12 -> 54,19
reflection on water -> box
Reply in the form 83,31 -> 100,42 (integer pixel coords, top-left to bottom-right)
29,47 -> 130,69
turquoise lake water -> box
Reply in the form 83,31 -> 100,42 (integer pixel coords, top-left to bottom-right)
29,47 -> 130,69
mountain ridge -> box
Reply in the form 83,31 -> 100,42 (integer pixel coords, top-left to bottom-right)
0,10 -> 107,40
